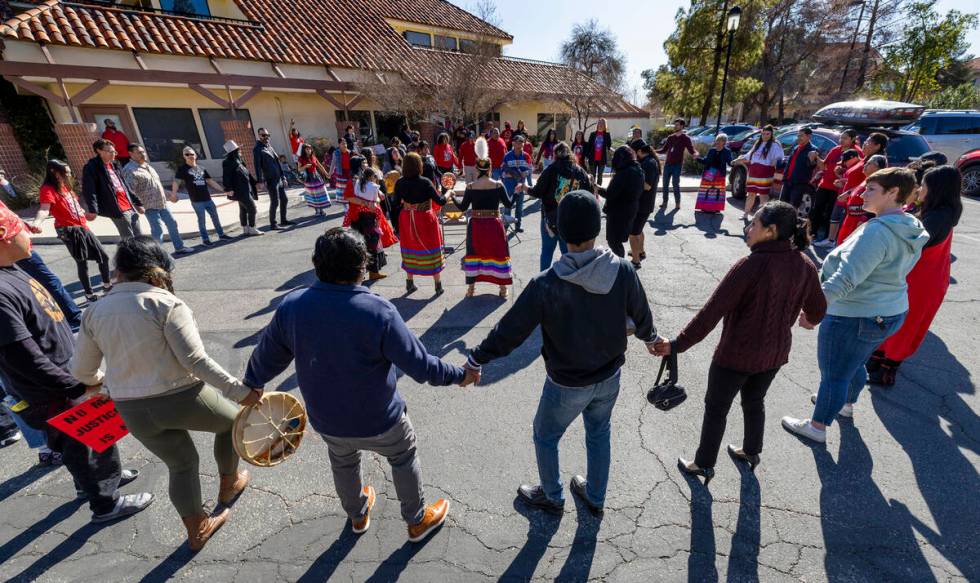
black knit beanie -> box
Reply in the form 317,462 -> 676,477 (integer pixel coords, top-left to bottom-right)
558,190 -> 601,245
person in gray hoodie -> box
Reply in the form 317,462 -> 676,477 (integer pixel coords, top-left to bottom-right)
782,167 -> 929,444
465,191 -> 664,515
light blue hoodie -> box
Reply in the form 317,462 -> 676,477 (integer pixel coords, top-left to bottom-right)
820,210 -> 929,318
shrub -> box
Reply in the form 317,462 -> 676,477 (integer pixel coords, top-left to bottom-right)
0,171 -> 43,210
682,143 -> 710,175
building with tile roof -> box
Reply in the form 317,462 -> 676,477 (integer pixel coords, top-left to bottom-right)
0,0 -> 646,181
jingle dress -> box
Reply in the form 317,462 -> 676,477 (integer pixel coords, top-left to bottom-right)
455,184 -> 513,285
342,181 -> 398,273
392,176 -> 447,276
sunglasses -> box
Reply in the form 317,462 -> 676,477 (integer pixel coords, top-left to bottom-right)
259,134 -> 270,138
184,153 -> 196,157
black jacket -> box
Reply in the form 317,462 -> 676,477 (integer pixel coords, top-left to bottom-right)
602,162 -> 645,242
223,153 -> 258,201
470,253 -> 657,387
527,159 -> 594,231
586,131 -> 613,168
253,141 -> 284,184
80,157 -> 143,219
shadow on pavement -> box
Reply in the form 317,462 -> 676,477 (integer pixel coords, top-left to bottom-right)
683,473 -> 718,582
0,463 -> 57,504
554,498 -> 603,583
295,525 -> 359,583
812,419 -> 933,580
872,332 -> 979,579
364,537 -> 432,583
139,545 -> 196,583
499,496 -> 562,581
726,462 -> 760,582
3,508 -> 103,582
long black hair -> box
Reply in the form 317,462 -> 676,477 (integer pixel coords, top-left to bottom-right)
748,125 -> 775,160
114,236 -> 176,292
757,200 -> 809,250
611,145 -> 636,171
42,159 -> 71,191
920,165 -> 963,226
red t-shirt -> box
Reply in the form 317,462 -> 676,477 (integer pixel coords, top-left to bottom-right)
841,163 -> 866,194
106,164 -> 133,212
523,142 -> 533,159
433,143 -> 459,170
39,184 -> 87,228
488,138 -> 507,169
500,128 -> 513,146
593,131 -> 606,161
459,141 -> 477,166
101,128 -> 130,158
837,184 -> 871,245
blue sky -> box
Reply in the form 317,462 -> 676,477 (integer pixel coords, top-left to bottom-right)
449,0 -> 980,102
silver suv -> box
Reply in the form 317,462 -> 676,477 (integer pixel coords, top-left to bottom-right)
904,110 -> 980,162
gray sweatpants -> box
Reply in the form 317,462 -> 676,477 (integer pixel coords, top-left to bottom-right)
320,413 -> 425,525
111,210 -> 143,240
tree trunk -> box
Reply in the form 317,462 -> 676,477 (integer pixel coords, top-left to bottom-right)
778,89 -> 785,124
699,0 -> 730,125
855,0 -> 881,90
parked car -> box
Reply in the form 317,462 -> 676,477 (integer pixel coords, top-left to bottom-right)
728,123 -> 930,204
957,148 -> 980,197
694,124 -> 756,145
903,110 -> 980,163
728,127 -> 759,153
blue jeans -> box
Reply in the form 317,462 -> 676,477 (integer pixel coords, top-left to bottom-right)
540,216 -> 567,271
191,200 -> 224,242
492,168 -> 503,181
16,251 -> 82,332
662,163 -> 682,206
145,207 -> 186,251
502,180 -> 526,228
811,313 -> 905,426
1,381 -> 47,448
533,370 -> 621,506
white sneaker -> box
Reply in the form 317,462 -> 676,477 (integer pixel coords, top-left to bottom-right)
781,416 -> 826,443
810,394 -> 853,418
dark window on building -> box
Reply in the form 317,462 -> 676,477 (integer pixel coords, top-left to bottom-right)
336,110 -> 374,143
199,109 -> 253,159
403,31 -> 432,48
160,0 -> 210,16
536,113 -> 570,142
460,39 -> 501,56
132,107 -> 205,163
434,35 -> 458,51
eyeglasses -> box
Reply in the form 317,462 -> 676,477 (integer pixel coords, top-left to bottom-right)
184,153 -> 196,158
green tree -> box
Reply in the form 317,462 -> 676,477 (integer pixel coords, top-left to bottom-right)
871,1 -> 978,103
922,83 -> 980,109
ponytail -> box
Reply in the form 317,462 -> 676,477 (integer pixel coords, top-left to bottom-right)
757,200 -> 810,250
792,217 -> 809,250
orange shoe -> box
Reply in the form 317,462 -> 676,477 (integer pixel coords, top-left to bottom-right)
351,486 -> 376,534
407,499 -> 449,543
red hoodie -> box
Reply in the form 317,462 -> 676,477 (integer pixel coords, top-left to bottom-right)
459,140 -> 477,166
434,143 -> 460,170
488,138 -> 507,169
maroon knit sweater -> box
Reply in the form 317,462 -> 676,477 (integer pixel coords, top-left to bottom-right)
674,240 -> 827,373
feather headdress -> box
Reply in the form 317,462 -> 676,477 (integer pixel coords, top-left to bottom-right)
475,136 -> 489,161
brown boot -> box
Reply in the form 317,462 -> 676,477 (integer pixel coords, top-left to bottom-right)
218,469 -> 249,505
407,499 -> 449,543
182,508 -> 230,551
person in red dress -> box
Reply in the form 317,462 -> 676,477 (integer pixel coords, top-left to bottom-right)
867,165 -> 962,386
392,153 -> 448,295
342,167 -> 398,281
31,160 -> 111,303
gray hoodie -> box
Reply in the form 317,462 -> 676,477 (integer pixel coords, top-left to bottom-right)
821,210 -> 928,317
552,247 -> 621,294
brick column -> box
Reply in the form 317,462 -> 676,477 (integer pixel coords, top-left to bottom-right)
0,122 -> 31,191
53,122 -> 100,179
221,119 -> 257,175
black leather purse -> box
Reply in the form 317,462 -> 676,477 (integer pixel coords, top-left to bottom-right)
647,347 -> 686,411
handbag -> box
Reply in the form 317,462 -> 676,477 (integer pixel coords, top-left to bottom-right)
646,347 -> 686,411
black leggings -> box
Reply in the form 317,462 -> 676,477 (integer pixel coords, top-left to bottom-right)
694,363 -> 780,468
591,161 -> 604,186
238,196 -> 257,227
75,257 -> 111,296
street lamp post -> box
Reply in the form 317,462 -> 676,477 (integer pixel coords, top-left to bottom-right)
715,6 -> 741,136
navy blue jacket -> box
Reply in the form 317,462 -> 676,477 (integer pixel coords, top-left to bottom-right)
244,282 -> 465,438
252,141 -> 284,184
782,142 -> 818,186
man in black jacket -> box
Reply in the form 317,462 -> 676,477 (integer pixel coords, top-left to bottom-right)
465,191 -> 663,515
253,128 -> 292,230
81,139 -> 145,239
0,206 -> 152,522
527,142 -> 594,271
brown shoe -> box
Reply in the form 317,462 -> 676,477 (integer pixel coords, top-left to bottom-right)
369,272 -> 388,281
351,486 -> 376,534
407,499 -> 449,543
218,469 -> 249,505
182,508 -> 230,551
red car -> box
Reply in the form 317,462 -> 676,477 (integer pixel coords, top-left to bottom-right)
956,149 -> 980,197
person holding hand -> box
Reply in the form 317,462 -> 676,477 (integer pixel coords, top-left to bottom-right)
657,201 -> 826,484
71,237 -> 257,551
244,227 -> 475,544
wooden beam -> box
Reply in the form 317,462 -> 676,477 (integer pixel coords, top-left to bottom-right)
0,61 -> 353,92
69,79 -> 109,105
208,57 -> 223,75
271,63 -> 286,79
56,79 -> 79,122
189,83 -> 232,108
6,76 -> 67,106
316,89 -> 345,110
133,53 -> 148,70
345,94 -> 363,110
39,44 -> 55,65
324,66 -> 341,82
233,86 -> 261,108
